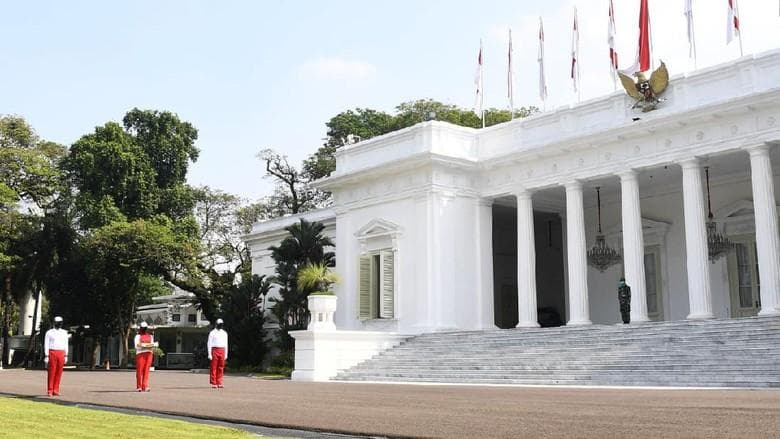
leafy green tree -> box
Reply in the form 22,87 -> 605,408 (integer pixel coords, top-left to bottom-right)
264,99 -> 538,218
57,109 -> 203,367
0,115 -> 64,367
81,217 -> 197,367
269,219 -> 334,352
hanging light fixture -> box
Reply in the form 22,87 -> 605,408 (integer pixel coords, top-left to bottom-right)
704,166 -> 734,262
587,187 -> 622,272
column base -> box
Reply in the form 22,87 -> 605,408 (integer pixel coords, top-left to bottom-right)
567,319 -> 592,326
516,321 -> 541,328
630,315 -> 651,323
757,307 -> 780,317
686,312 -> 715,320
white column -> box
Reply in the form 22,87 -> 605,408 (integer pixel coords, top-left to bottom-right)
618,171 -> 649,323
516,190 -> 540,327
565,181 -> 592,325
746,144 -> 780,316
17,290 -> 35,335
477,199 -> 497,329
680,158 -> 714,319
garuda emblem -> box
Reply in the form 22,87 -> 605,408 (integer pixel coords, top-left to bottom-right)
619,61 -> 669,112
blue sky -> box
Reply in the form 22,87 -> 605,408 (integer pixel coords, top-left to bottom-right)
2,1 -> 779,200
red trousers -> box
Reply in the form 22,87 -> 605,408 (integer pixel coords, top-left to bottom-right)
135,352 -> 153,390
47,350 -> 65,394
210,347 -> 226,386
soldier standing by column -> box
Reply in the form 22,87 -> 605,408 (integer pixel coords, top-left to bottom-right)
207,318 -> 228,389
618,278 -> 631,324
134,322 -> 156,392
44,316 -> 68,397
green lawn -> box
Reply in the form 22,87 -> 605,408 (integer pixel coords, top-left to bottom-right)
0,397 -> 257,438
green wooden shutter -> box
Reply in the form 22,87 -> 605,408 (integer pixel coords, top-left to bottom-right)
380,251 -> 395,319
358,256 -> 371,320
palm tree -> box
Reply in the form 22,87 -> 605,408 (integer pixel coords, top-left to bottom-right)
297,263 -> 339,295
268,219 -> 334,351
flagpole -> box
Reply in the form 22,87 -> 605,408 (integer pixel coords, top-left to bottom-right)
737,0 -> 744,56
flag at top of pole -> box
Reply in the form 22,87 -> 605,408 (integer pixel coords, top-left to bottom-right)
638,0 -> 651,72
727,0 -> 743,56
538,17 -> 547,105
474,40 -> 484,127
621,0 -> 651,74
507,29 -> 515,119
571,6 -> 580,99
685,0 -> 697,67
608,0 -> 619,88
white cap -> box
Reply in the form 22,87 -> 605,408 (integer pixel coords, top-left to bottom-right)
54,316 -> 63,322
216,318 -> 224,324
139,321 -> 148,328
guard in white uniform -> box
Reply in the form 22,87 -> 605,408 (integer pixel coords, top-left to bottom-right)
44,316 -> 68,396
207,319 -> 228,388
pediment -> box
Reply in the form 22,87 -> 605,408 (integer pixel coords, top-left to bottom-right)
355,218 -> 402,240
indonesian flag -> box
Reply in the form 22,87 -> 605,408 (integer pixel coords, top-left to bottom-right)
507,29 -> 515,115
571,7 -> 580,93
538,17 -> 547,102
685,0 -> 696,59
608,0 -> 618,78
474,40 -> 484,117
621,0 -> 651,74
726,0 -> 740,44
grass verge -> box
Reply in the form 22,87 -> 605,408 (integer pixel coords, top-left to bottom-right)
0,396 -> 257,438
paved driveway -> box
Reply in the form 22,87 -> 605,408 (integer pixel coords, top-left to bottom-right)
1,369 -> 779,438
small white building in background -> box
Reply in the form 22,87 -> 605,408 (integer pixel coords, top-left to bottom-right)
135,286 -> 211,369
245,51 -> 780,378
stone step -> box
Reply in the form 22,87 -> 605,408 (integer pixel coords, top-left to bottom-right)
336,317 -> 780,387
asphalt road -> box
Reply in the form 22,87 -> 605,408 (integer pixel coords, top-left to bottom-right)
0,369 -> 779,438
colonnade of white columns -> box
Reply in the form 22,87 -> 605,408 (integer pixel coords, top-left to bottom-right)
509,142 -> 780,326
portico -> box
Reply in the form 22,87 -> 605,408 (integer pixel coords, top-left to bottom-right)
246,50 -> 780,339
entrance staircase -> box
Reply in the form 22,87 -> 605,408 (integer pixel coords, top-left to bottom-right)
335,317 -> 780,387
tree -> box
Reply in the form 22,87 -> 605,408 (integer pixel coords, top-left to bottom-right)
81,217 -> 197,367
0,115 -> 64,367
184,186 -> 273,323
263,99 -> 538,219
57,108 -> 203,367
269,219 -> 334,352
220,274 -> 270,367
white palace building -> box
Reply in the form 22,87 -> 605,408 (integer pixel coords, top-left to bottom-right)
245,50 -> 780,383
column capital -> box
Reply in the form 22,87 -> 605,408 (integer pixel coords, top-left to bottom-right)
678,157 -> 703,169
513,187 -> 533,200
477,197 -> 494,207
616,169 -> 639,181
742,142 -> 773,156
563,180 -> 583,191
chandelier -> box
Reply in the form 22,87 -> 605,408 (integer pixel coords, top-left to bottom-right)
587,187 -> 622,272
704,167 -> 734,262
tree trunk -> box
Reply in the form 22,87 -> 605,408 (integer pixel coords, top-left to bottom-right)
119,325 -> 130,369
1,273 -> 11,368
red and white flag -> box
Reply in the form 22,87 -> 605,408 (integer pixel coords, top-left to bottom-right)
474,40 -> 484,122
726,0 -> 740,42
685,0 -> 696,62
608,0 -> 619,81
507,29 -> 515,117
571,7 -> 580,94
621,0 -> 651,74
726,0 -> 743,56
538,17 -> 547,102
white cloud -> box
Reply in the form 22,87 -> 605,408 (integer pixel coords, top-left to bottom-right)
298,56 -> 377,81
